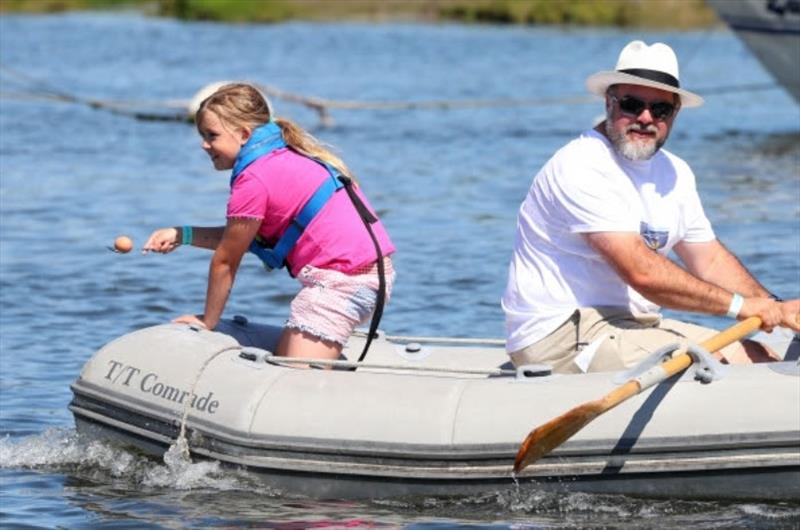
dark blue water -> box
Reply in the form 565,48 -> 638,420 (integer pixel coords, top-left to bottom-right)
1,12 -> 798,529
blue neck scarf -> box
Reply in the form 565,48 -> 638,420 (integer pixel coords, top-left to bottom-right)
230,121 -> 286,187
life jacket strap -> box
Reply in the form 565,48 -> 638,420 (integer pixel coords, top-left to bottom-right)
248,168 -> 343,271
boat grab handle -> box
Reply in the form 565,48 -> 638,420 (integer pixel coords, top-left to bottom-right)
515,364 -> 553,379
239,347 -> 273,363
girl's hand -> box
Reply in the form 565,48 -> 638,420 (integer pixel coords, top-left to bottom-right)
172,314 -> 208,329
143,227 -> 180,254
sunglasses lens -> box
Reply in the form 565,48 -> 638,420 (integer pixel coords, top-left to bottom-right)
650,102 -> 674,120
618,96 -> 645,115
617,96 -> 674,120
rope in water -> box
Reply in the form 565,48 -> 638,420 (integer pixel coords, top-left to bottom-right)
257,82 -> 597,126
2,64 -> 778,127
0,64 -> 190,121
0,63 -> 597,125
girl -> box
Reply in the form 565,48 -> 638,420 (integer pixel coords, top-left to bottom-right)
143,83 -> 395,361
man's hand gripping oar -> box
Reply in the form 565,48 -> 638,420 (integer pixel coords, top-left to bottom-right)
513,316 -> 763,474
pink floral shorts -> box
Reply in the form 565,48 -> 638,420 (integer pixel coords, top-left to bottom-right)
285,257 -> 395,345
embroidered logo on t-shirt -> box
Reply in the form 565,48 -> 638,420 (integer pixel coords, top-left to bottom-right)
640,222 -> 668,251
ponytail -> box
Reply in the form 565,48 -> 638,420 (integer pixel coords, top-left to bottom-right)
275,118 -> 356,183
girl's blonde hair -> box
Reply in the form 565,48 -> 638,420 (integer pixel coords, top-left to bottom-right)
196,83 -> 353,180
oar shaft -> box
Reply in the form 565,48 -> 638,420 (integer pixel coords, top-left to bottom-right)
698,316 -> 762,352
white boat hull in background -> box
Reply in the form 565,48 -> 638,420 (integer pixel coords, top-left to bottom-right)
708,0 -> 800,102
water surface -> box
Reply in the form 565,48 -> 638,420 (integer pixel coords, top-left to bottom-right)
1,13 -> 799,529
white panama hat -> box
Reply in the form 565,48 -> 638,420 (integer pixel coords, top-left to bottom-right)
585,40 -> 704,108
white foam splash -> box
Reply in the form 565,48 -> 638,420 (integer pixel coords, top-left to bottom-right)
0,428 -> 260,492
0,428 -> 102,467
142,436 -> 242,490
739,503 -> 799,520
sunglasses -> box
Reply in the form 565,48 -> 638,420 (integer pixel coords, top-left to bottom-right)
611,95 -> 677,121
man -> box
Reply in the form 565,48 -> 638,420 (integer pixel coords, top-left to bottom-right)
501,40 -> 800,373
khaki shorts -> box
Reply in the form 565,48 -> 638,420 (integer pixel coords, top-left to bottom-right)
509,307 -> 746,374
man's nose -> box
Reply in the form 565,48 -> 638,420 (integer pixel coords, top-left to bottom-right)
637,108 -> 655,124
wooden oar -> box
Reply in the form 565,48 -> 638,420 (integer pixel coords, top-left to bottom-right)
513,316 -> 762,474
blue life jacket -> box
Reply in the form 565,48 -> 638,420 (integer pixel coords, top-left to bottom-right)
230,122 -> 344,273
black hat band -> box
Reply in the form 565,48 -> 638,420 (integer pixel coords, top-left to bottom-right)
618,68 -> 679,88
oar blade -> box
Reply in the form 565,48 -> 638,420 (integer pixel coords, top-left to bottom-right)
513,401 -> 602,473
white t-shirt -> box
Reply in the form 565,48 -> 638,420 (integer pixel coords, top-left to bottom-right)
501,129 -> 715,353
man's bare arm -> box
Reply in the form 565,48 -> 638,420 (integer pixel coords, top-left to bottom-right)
674,239 -> 769,297
584,232 -> 799,332
585,232 -> 731,313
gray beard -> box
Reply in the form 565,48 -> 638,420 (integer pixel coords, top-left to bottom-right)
605,120 -> 662,161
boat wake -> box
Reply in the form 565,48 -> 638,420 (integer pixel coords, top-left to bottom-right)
378,488 -> 800,528
0,428 -> 267,493
2,428 -> 799,527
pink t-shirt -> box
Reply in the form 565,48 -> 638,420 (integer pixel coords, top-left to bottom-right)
227,148 -> 395,277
